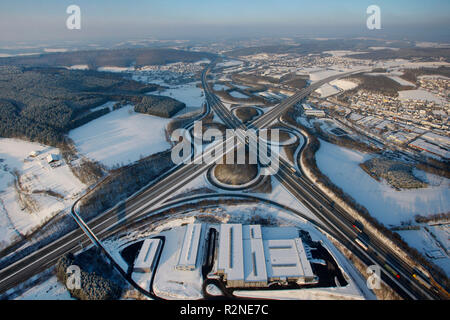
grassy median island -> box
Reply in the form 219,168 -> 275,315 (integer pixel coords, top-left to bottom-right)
262,129 -> 292,143
359,157 -> 428,190
214,152 -> 258,186
234,106 -> 260,123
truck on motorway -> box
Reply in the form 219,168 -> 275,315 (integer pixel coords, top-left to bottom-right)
384,263 -> 400,279
412,271 -> 432,290
352,220 -> 364,233
354,238 -> 368,251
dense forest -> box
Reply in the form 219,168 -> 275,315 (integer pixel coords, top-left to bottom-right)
0,48 -> 216,69
56,249 -> 124,300
400,66 -> 450,83
134,95 -> 185,118
350,47 -> 450,62
345,73 -> 414,96
0,66 -> 160,146
226,39 -> 414,57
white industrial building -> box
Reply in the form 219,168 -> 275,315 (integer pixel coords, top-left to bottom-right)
301,103 -> 326,117
134,238 -> 161,273
176,223 -> 203,271
216,224 -> 317,288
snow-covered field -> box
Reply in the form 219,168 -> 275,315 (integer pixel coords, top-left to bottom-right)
152,227 -> 205,300
330,79 -> 358,91
67,65 -> 89,70
309,70 -> 342,82
323,50 -> 366,57
213,83 -> 229,91
106,201 -> 370,300
229,90 -> 249,99
216,60 -> 244,68
16,275 -> 73,300
69,105 -> 171,168
98,66 -> 135,73
158,82 -> 204,108
315,83 -> 340,98
398,89 -> 446,104
388,76 -> 416,87
397,226 -> 450,276
315,139 -> 450,226
0,138 -> 86,250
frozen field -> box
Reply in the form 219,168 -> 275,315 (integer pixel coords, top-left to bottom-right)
216,60 -> 244,68
330,79 -> 358,91
388,76 -> 416,87
69,105 -> 171,168
213,83 -> 229,91
315,83 -> 340,98
107,201 -> 370,300
16,275 -> 73,300
398,89 -> 446,104
97,66 -> 135,73
229,90 -> 249,99
309,70 -> 342,82
0,138 -> 86,250
315,139 -> 450,226
397,226 -> 449,276
159,82 -> 204,108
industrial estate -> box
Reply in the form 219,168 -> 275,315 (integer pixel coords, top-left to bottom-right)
0,1 -> 448,303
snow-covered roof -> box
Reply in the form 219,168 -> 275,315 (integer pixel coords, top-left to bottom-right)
263,238 -> 314,280
176,223 -> 203,270
46,154 -> 59,163
217,224 -> 244,281
217,224 -> 315,285
243,225 -> 267,283
134,238 -> 161,273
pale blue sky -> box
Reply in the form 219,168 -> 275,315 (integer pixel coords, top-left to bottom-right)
0,0 -> 449,42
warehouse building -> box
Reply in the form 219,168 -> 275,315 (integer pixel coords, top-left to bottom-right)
176,223 -> 203,271
217,224 -> 245,287
134,238 -> 161,273
216,224 -> 317,288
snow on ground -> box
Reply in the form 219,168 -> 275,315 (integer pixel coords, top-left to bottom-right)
260,179 -> 321,224
152,227 -> 205,300
315,83 -> 340,98
323,50 -> 366,57
69,105 -> 171,168
97,66 -> 135,73
108,201 -> 369,300
368,47 -> 400,51
213,83 -> 229,91
418,75 -> 450,81
232,83 -> 251,90
16,275 -> 73,300
388,76 -> 416,87
158,82 -> 205,108
194,58 -> 211,65
89,101 -> 117,112
44,48 -> 68,53
398,89 -> 446,104
330,79 -> 358,91
67,65 -> 89,70
0,138 -> 86,250
315,139 -> 450,226
309,70 -> 342,82
216,60 -> 244,68
397,226 -> 450,276
229,90 -> 249,99
234,285 -> 364,300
